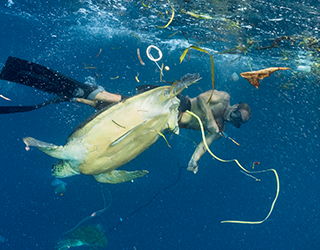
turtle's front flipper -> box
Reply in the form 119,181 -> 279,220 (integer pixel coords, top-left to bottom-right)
23,137 -> 66,159
93,170 -> 148,184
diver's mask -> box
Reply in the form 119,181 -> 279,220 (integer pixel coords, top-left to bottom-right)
230,108 -> 243,128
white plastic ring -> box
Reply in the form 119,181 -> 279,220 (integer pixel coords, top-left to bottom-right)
146,45 -> 163,62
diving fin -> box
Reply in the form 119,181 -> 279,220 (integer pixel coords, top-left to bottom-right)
94,170 -> 148,184
0,96 -> 66,114
0,56 -> 94,99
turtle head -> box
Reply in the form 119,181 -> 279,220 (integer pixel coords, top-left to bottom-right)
51,160 -> 79,178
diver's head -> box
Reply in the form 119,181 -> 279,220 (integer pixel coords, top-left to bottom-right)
51,160 -> 73,178
227,103 -> 251,128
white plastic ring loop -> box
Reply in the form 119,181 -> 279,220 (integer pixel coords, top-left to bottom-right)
146,45 -> 164,76
146,45 -> 163,62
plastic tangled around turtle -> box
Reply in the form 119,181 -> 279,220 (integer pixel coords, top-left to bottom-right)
240,67 -> 291,88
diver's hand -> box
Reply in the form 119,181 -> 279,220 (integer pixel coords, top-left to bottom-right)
187,158 -> 199,174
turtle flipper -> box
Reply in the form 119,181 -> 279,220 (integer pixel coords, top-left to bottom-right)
23,137 -> 67,159
93,170 -> 148,184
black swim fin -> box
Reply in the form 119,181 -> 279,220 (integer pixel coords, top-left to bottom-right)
0,96 -> 67,114
0,56 -> 94,99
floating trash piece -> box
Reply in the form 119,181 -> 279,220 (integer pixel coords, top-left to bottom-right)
63,188 -> 112,235
146,45 -> 164,76
52,179 -> 67,194
130,32 -> 140,40
95,48 -> 102,58
0,94 -> 11,101
83,63 -> 97,69
230,72 -> 239,82
296,65 -> 311,73
135,75 -> 140,82
51,179 -> 67,187
157,0 -> 174,29
240,67 -> 291,88
180,9 -> 213,19
54,184 -> 66,194
180,45 -> 214,102
186,110 -> 279,224
137,48 -> 145,66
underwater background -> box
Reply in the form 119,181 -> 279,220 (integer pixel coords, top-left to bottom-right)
0,0 -> 320,249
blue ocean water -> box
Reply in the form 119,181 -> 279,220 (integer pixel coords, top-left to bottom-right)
0,0 -> 320,249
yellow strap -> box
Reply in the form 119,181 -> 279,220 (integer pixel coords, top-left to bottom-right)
135,75 -> 140,83
160,63 -> 164,82
179,45 -> 215,103
157,0 -> 175,29
186,110 -> 279,224
154,130 -> 171,148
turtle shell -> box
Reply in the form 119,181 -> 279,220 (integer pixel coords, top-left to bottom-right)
65,86 -> 180,175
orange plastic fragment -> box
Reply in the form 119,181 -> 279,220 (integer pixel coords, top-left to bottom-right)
240,67 -> 291,88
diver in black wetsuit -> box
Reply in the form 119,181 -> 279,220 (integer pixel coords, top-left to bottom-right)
0,56 -> 122,114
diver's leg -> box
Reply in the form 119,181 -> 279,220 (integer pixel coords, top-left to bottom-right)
0,56 -> 97,99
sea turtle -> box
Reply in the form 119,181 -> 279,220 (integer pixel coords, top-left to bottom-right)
23,73 -> 201,184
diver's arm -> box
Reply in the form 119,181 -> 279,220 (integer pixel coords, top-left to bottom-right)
196,95 -> 219,134
187,132 -> 220,174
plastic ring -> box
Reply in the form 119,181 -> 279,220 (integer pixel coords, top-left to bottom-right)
146,45 -> 163,62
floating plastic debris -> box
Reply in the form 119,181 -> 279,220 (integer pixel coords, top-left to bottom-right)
230,72 -> 239,82
51,179 -> 67,187
296,65 -> 311,73
51,179 -> 67,194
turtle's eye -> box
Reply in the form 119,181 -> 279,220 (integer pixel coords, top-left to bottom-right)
51,163 -> 57,172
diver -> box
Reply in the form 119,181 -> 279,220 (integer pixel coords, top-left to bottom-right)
0,56 -> 251,173
178,90 -> 251,173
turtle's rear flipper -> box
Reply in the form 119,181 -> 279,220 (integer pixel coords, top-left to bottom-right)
23,137 -> 66,159
94,170 -> 148,184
